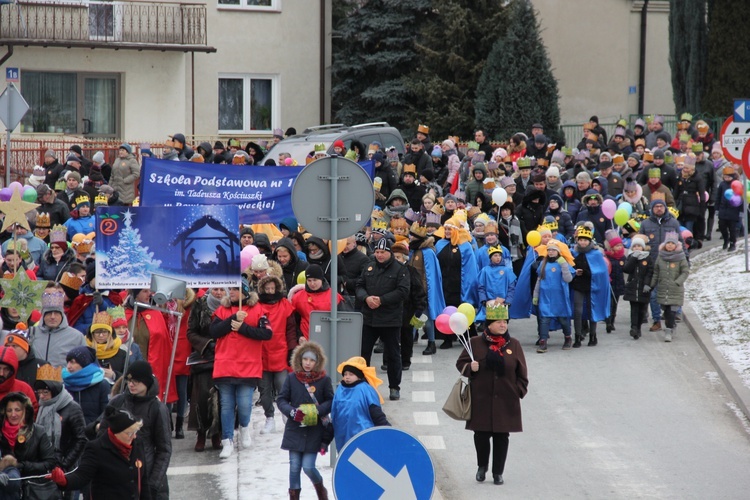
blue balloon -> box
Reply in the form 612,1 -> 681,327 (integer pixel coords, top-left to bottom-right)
725,188 -> 734,200
619,202 -> 633,216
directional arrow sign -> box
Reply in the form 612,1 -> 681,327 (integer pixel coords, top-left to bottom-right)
735,99 -> 750,123
333,427 -> 435,500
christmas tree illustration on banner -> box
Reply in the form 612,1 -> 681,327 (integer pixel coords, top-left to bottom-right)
100,209 -> 161,280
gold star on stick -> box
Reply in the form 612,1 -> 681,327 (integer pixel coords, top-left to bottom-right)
0,189 -> 40,232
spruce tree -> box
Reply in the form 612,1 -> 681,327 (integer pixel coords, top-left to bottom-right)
331,0 -> 430,131
702,0 -> 750,115
668,0 -> 707,114
474,0 -> 560,142
404,0 -> 506,140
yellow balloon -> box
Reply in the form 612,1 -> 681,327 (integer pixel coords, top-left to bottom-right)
526,230 -> 541,247
296,271 -> 306,285
457,303 -> 476,325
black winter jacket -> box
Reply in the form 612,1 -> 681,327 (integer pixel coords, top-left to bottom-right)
623,254 -> 654,303
355,256 -> 410,328
277,372 -> 334,454
674,173 -> 706,217
52,395 -> 88,471
63,431 -> 152,499
273,238 -> 308,293
104,382 -> 172,490
69,380 -> 109,425
341,247 -> 369,298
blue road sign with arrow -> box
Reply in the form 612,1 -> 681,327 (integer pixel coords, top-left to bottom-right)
734,99 -> 750,123
333,427 -> 435,500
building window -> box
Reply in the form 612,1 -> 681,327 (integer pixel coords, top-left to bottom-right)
20,71 -> 120,137
217,0 -> 280,11
218,74 -> 278,133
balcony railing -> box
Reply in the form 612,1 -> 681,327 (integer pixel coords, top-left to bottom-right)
0,1 -> 215,52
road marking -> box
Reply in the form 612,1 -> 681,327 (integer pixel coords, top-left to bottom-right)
168,464 -> 226,476
412,370 -> 434,382
412,391 -> 435,402
418,435 -> 446,450
410,355 -> 433,364
413,411 -> 439,426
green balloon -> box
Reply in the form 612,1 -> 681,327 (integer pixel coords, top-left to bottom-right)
614,208 -> 629,226
22,188 -> 37,203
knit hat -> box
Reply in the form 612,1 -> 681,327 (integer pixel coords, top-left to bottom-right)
108,306 -> 127,329
374,238 -> 392,253
663,231 -> 679,245
605,229 -> 623,248
92,151 -> 105,164
65,171 -> 81,183
630,234 -> 648,249
624,178 -> 639,192
712,142 -> 723,155
333,139 -> 345,150
499,177 -> 515,188
305,264 -> 324,282
431,146 -> 442,158
4,324 -> 29,353
650,198 -> 667,210
653,150 -> 665,160
442,139 -> 456,150
66,346 -> 96,368
214,141 -> 225,150
119,143 -> 133,155
125,361 -> 154,389
545,166 -> 560,178
105,406 -> 141,434
391,241 -> 409,256
628,152 -> 641,162
250,254 -> 269,271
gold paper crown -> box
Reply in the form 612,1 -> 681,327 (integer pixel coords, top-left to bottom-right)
94,193 -> 109,206
35,212 -> 51,229
516,157 -> 532,168
59,272 -> 84,291
54,179 -> 66,191
390,218 -> 409,230
561,146 -> 573,156
680,112 -> 693,122
409,221 -> 428,238
91,311 -> 113,333
668,207 -> 679,219
314,143 -> 326,153
74,195 -> 90,207
486,304 -> 509,321
691,142 -> 704,153
576,226 -> 594,240
642,152 -> 654,162
49,224 -> 67,244
612,154 -> 624,164
372,219 -> 388,231
36,364 -> 63,383
403,163 -> 417,175
542,218 -> 558,231
467,206 -> 482,220
417,124 -> 430,134
74,239 -> 94,255
537,158 -> 549,167
430,204 -> 444,216
488,245 -> 504,256
371,209 -> 384,220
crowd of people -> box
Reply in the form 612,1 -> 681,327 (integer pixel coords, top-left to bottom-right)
0,112 -> 733,497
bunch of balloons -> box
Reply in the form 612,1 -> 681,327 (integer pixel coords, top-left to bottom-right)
724,180 -> 745,207
602,199 -> 633,227
0,182 -> 37,203
435,303 -> 476,335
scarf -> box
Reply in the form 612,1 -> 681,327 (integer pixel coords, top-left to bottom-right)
630,250 -> 649,260
2,420 -> 20,450
206,293 -> 222,313
658,247 -> 686,262
294,370 -> 326,384
62,363 -> 105,392
87,337 -> 123,360
649,179 -> 662,190
605,247 -> 625,260
483,331 -> 511,376
576,242 -> 594,254
108,428 -> 133,460
36,389 -> 74,449
259,291 -> 284,304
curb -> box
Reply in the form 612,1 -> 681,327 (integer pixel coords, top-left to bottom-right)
683,302 -> 750,420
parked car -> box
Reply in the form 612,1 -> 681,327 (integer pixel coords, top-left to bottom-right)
261,122 -> 405,166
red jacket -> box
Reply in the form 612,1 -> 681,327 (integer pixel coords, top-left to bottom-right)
290,285 -> 342,339
210,297 -> 272,381
0,347 -> 38,416
259,298 -> 295,372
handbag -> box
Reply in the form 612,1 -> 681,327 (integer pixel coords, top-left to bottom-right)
442,375 -> 472,421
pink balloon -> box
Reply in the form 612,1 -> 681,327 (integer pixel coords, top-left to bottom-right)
284,157 -> 293,166
240,244 -> 259,270
435,314 -> 453,335
601,198 -> 617,219
443,306 -> 458,316
8,181 -> 22,195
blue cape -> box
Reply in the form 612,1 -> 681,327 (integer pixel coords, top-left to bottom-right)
476,263 -> 516,321
475,244 -> 512,271
413,246 -> 446,319
435,239 -> 479,305
509,248 -> 538,319
571,248 -> 611,322
536,261 -> 573,318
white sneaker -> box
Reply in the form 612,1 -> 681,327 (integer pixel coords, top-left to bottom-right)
219,439 -> 233,459
240,426 -> 252,448
260,417 -> 275,435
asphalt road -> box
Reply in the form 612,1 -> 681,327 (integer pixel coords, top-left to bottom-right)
167,298 -> 750,499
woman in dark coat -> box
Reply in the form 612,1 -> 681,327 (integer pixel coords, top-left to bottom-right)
62,346 -> 109,425
0,392 -> 56,498
276,342 -> 333,500
186,288 -> 226,452
456,305 -> 528,486
48,405 -> 151,499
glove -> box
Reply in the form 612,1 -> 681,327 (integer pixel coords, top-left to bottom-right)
556,257 -> 565,265
643,285 -> 651,293
49,467 -> 67,487
258,315 -> 270,330
532,298 -> 538,306
92,291 -> 103,307
291,409 -> 305,422
319,446 -> 327,456
0,473 -> 8,487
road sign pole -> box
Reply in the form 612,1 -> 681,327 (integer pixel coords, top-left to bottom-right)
329,155 -> 339,465
744,174 -> 748,272
5,83 -> 11,186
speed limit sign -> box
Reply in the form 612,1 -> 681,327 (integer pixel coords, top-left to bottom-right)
720,117 -> 750,163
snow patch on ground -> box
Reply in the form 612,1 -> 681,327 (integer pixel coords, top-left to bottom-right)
686,243 -> 750,389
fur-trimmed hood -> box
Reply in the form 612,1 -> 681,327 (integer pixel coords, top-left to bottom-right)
290,342 -> 327,373
257,274 -> 286,296
221,291 -> 259,307
242,257 -> 283,280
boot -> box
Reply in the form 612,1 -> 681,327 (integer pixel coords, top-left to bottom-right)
212,433 -> 222,450
605,319 -> 613,333
562,337 -> 572,350
219,439 -> 233,459
439,340 -> 453,349
289,488 -> 301,500
194,430 -> 206,452
175,417 -> 185,439
664,328 -> 673,342
572,335 -> 582,348
422,341 -> 436,355
536,340 -> 548,353
588,332 -> 598,346
313,481 -> 329,500
649,321 -> 662,332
